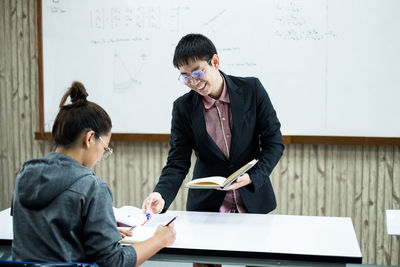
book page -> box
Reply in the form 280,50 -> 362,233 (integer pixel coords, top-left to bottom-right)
119,226 -> 157,244
186,176 -> 226,187
114,205 -> 177,228
113,206 -> 146,227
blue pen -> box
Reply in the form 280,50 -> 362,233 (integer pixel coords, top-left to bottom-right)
140,200 -> 152,226
145,200 -> 152,220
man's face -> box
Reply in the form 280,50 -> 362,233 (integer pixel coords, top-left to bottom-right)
178,56 -> 220,97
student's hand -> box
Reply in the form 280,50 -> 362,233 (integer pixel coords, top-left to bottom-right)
142,192 -> 165,214
118,228 -> 133,238
220,173 -> 252,191
131,222 -> 176,266
154,223 -> 176,247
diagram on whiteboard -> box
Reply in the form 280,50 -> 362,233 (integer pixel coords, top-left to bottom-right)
113,50 -> 144,93
274,1 -> 337,41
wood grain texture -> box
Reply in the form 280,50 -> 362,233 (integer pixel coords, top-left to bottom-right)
0,0 -> 6,210
0,1 -> 399,265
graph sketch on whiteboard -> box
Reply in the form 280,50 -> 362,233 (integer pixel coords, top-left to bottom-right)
113,50 -> 143,93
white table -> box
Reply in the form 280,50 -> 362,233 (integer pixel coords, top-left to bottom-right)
386,209 -> 400,235
0,208 -> 12,243
0,208 -> 12,260
0,209 -> 362,266
151,210 -> 362,266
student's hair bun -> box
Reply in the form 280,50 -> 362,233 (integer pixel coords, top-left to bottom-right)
59,81 -> 89,108
69,81 -> 88,104
52,81 -> 112,148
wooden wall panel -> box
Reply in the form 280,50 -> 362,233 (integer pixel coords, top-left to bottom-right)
0,1 -> 399,265
0,0 -> 5,213
391,146 -> 400,265
270,145 -> 400,265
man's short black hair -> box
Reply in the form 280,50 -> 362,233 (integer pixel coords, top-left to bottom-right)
173,33 -> 217,68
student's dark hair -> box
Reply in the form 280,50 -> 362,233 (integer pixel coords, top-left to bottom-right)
173,33 -> 217,68
52,81 -> 112,148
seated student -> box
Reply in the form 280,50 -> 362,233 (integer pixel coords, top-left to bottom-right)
11,81 -> 176,267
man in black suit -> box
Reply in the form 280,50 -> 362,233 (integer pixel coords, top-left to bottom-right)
143,33 -> 283,215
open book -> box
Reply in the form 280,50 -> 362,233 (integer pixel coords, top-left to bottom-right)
113,206 -> 175,244
118,226 -> 157,244
113,206 -> 148,227
185,159 -> 258,189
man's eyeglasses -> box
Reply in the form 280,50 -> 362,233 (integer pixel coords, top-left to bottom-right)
98,136 -> 113,160
178,59 -> 211,85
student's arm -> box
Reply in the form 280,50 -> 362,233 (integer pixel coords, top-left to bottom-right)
84,182 -> 176,267
83,180 -> 138,266
132,223 -> 176,267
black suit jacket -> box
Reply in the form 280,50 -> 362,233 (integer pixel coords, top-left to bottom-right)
154,71 -> 284,213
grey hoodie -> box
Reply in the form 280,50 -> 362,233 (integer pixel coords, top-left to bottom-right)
11,152 -> 136,266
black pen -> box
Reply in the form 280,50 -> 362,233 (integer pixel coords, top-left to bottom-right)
165,216 -> 177,226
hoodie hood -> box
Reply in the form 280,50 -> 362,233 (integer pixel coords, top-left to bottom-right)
16,152 -> 94,210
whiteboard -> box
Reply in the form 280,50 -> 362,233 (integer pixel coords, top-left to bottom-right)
41,0 -> 400,137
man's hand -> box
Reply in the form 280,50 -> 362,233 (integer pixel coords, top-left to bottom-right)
142,192 -> 165,214
220,173 -> 252,191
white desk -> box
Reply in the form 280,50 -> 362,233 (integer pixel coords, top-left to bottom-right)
0,209 -> 362,266
153,210 -> 362,266
0,208 -> 12,243
386,209 -> 400,235
0,208 -> 12,260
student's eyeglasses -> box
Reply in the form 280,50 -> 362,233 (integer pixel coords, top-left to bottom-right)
178,59 -> 212,85
98,136 -> 113,160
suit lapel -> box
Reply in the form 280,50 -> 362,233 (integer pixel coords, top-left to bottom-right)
223,72 -> 245,160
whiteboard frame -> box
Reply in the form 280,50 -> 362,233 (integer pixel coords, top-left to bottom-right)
34,0 -> 400,146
